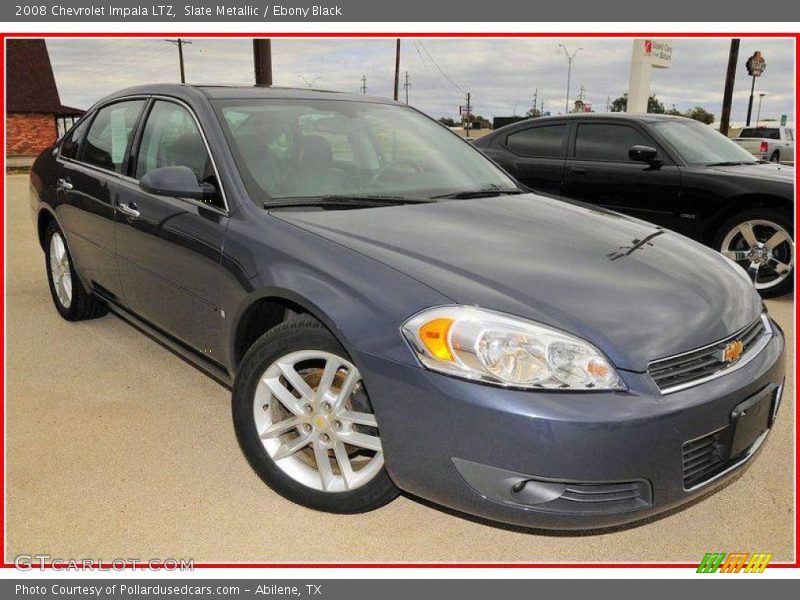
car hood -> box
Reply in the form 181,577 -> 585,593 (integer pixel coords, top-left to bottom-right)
274,194 -> 762,372
703,162 -> 795,183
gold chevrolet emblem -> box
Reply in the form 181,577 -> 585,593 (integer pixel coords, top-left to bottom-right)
721,340 -> 745,363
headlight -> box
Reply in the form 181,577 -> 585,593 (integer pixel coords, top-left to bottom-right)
402,306 -> 622,390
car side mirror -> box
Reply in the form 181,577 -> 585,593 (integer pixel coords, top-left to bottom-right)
140,166 -> 209,200
629,145 -> 661,164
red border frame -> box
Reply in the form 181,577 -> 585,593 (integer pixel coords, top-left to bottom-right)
1,30 -> 797,571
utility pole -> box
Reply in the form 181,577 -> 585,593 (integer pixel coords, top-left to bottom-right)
606,95 -> 611,112
464,92 -> 471,138
165,38 -> 192,83
719,38 -> 740,136
360,74 -> 367,94
532,88 -> 538,115
393,39 -> 401,101
558,44 -> 582,113
756,92 -> 766,126
577,85 -> 586,102
403,71 -> 411,103
253,38 -> 272,86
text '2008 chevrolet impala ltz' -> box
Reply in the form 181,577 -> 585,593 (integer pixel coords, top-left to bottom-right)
29,85 -> 785,529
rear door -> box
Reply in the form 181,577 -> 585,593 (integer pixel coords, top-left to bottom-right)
115,98 -> 229,360
563,120 -> 684,230
56,99 -> 147,302
489,122 -> 568,194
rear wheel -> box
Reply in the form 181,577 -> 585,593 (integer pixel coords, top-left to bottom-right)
714,208 -> 794,298
44,221 -> 108,321
232,317 -> 399,513
769,150 -> 781,163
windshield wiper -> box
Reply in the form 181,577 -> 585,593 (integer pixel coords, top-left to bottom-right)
705,161 -> 757,167
431,187 -> 525,200
265,194 -> 433,209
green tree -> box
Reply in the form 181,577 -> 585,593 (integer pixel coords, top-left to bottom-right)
438,117 -> 457,127
526,106 -> 542,118
609,93 -> 665,114
684,106 -> 715,124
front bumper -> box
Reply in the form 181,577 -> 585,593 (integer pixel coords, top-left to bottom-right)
355,319 -> 785,529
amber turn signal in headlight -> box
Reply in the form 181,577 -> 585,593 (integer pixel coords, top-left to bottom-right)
402,306 -> 622,390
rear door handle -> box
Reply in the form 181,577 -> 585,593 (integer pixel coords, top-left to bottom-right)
570,167 -> 587,175
56,178 -> 73,191
118,201 -> 140,219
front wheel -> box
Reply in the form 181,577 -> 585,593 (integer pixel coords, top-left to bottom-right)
714,208 -> 794,298
232,317 -> 399,513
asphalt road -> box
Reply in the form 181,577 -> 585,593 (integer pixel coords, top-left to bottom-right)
5,174 -> 795,563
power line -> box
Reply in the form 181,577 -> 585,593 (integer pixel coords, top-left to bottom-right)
417,41 -> 465,94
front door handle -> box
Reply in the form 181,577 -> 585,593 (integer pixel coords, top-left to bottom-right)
570,167 -> 587,175
56,178 -> 73,191
118,201 -> 140,219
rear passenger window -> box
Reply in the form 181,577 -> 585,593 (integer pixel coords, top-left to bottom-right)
506,125 -> 566,158
575,123 -> 650,162
82,100 -> 146,173
60,118 -> 90,159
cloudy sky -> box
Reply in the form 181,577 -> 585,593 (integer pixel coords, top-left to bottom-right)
47,37 -> 794,125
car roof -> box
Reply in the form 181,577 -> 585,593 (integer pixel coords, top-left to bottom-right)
96,83 -> 400,106
480,112 -> 693,140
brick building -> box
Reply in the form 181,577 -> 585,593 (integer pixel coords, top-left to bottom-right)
6,39 -> 84,157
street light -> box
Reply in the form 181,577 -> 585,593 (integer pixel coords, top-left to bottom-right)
756,92 -> 766,126
558,44 -> 583,113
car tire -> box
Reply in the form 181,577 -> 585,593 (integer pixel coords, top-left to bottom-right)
769,151 -> 780,163
44,221 -> 108,321
713,207 -> 794,298
232,316 -> 400,513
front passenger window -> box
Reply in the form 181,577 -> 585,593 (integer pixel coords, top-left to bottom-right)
136,101 -> 218,204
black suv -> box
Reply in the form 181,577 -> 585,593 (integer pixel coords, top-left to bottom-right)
474,114 -> 795,297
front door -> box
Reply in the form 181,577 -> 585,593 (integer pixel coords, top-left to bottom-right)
115,99 -> 229,361
563,121 -> 684,231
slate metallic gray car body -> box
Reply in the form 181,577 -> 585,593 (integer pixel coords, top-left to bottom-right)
29,85 -> 785,529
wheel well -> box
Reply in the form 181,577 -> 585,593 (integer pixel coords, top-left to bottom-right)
37,210 -> 55,250
702,195 -> 791,245
232,297 -> 311,367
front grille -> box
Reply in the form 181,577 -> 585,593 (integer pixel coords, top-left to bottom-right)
649,315 -> 770,393
682,430 -> 730,489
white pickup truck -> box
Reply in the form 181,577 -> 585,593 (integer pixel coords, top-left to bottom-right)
733,125 -> 794,164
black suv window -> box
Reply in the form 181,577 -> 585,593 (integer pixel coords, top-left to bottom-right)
575,123 -> 650,162
82,100 -> 146,173
60,117 -> 90,159
506,124 -> 566,158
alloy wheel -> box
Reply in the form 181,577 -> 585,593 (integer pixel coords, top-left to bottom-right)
49,232 -> 73,308
253,350 -> 384,493
721,219 -> 793,291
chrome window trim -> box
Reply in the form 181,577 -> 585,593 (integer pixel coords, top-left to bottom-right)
650,314 -> 773,395
56,94 -> 230,216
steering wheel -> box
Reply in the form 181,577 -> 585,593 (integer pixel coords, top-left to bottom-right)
369,158 -> 422,186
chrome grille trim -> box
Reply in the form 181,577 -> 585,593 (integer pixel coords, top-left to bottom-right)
648,314 -> 773,394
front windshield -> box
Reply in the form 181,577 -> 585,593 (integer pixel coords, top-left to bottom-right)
650,119 -> 758,166
213,98 -> 518,201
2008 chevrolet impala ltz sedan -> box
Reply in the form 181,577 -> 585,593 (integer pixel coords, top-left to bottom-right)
29,85 -> 785,529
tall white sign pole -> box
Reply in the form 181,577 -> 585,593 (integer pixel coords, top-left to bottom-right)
627,39 -> 673,114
